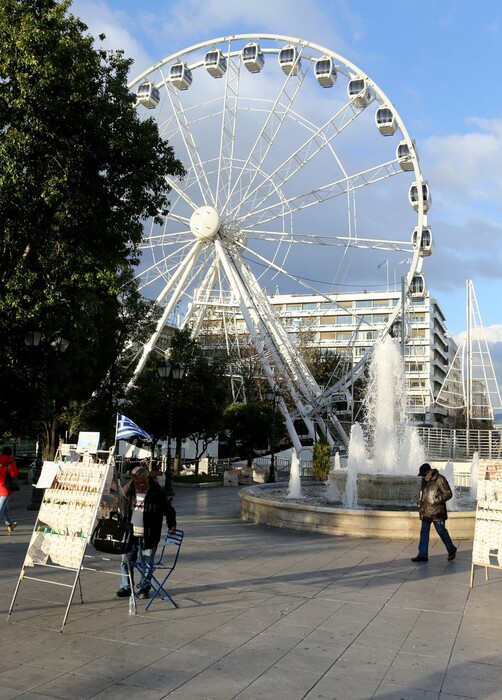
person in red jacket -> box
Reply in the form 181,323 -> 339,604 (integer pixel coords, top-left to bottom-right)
0,447 -> 20,533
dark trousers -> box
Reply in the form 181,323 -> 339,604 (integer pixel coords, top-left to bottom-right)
418,519 -> 455,557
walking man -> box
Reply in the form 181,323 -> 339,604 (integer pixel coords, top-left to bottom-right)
412,462 -> 457,563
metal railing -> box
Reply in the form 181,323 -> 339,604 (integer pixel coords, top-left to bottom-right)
416,428 -> 502,461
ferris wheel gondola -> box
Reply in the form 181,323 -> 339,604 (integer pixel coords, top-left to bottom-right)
412,226 -> 433,256
204,48 -> 227,77
314,56 -> 337,87
278,44 -> 301,75
169,62 -> 192,90
136,81 -> 160,109
348,76 -> 371,107
242,42 -> 265,72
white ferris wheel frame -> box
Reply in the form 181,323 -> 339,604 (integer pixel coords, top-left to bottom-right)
127,33 -> 429,449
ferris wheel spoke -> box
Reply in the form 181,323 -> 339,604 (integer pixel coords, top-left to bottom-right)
128,241 -> 211,386
153,240 -> 207,306
227,247 -> 334,440
163,79 -> 214,206
165,174 -> 200,212
224,47 -> 308,213
215,45 -> 241,211
234,237 -> 398,335
136,240 -> 196,292
227,96 -> 363,220
141,228 -> 193,251
182,258 -> 223,334
240,157 -> 404,228
241,228 -> 413,251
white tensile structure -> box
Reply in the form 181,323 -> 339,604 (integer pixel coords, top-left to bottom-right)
128,34 -> 432,450
437,279 -> 502,426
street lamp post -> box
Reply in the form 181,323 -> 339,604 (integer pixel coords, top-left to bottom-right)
156,359 -> 185,498
265,387 -> 281,483
24,330 -> 70,510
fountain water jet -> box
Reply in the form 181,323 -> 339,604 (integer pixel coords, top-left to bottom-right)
286,450 -> 303,499
326,453 -> 342,502
344,423 -> 365,507
470,452 -> 479,501
329,335 -> 425,506
361,335 -> 425,476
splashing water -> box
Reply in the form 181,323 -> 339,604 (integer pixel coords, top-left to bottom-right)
350,335 -> 424,477
326,452 -> 342,502
344,423 -> 366,508
441,460 -> 458,511
287,449 -> 303,499
470,452 -> 479,501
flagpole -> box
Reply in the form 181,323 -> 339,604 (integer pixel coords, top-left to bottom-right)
114,413 -> 120,478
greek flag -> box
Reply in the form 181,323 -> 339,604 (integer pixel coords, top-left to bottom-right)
116,414 -> 153,442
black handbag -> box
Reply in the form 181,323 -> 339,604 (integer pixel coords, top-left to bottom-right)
90,511 -> 133,555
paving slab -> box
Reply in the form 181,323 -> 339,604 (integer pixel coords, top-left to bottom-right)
1,483 -> 502,699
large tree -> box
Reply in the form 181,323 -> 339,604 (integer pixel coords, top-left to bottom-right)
0,0 -> 184,456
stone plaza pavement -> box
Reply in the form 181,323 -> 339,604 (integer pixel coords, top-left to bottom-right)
1,482 -> 502,700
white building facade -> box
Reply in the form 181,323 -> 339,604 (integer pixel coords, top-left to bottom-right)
195,287 -> 456,427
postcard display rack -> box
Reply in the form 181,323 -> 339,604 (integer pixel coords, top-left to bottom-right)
470,461 -> 502,587
8,452 -> 114,631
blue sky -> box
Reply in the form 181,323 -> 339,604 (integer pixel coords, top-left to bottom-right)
70,0 -> 502,395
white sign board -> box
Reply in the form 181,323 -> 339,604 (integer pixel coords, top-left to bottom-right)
76,431 -> 100,453
470,461 -> 502,586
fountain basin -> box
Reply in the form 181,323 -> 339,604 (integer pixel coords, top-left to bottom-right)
329,472 -> 419,505
240,483 -> 475,539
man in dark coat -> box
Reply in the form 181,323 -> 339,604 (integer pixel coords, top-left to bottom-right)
412,462 -> 457,563
116,466 -> 177,599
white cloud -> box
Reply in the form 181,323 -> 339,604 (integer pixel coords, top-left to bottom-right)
454,324 -> 502,346
422,118 -> 502,226
70,1 -> 155,76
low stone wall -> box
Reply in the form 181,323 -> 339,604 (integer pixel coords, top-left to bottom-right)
240,484 -> 475,540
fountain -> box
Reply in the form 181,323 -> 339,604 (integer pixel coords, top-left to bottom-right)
286,450 -> 303,499
470,452 -> 479,501
331,336 -> 426,506
240,336 -> 476,539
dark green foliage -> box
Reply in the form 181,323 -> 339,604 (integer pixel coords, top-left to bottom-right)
0,0 -> 184,454
312,437 -> 331,481
223,401 -> 286,467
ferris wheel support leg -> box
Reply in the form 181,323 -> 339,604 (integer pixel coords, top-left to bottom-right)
127,241 -> 205,390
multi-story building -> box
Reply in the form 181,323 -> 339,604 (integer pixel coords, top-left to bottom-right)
194,286 -> 456,427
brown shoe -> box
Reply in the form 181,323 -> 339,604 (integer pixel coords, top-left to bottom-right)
411,555 -> 428,562
7,522 -> 17,533
448,547 -> 457,561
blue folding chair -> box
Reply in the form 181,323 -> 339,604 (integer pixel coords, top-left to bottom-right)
132,529 -> 184,611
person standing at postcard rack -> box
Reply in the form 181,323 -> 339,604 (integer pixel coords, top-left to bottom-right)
116,465 -> 177,600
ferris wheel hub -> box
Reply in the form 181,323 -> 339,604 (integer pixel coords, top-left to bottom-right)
190,206 -> 220,240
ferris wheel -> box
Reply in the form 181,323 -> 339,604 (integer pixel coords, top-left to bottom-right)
128,34 -> 431,449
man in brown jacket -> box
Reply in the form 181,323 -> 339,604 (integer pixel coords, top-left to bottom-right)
412,463 -> 457,563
